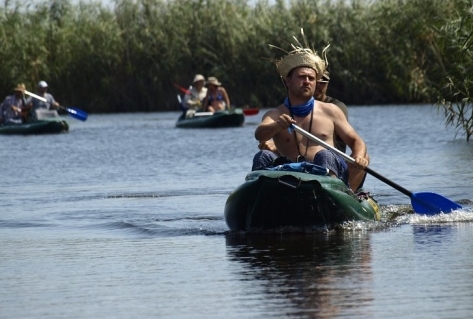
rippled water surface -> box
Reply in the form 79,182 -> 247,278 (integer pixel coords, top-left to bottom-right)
0,105 -> 472,318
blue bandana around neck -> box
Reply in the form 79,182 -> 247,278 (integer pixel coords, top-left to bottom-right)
284,97 -> 314,117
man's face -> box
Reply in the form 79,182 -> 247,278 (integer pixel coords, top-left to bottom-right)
314,81 -> 328,100
286,67 -> 317,99
39,86 -> 47,94
194,80 -> 204,90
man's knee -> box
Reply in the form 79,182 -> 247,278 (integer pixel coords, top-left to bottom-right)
252,150 -> 278,171
312,150 -> 348,184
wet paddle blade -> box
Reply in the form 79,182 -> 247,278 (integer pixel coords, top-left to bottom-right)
63,106 -> 88,121
411,192 -> 462,215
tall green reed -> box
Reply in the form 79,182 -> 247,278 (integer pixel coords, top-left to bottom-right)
0,0 -> 471,138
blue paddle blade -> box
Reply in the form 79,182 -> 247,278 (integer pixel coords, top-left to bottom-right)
64,107 -> 88,121
411,192 -> 462,215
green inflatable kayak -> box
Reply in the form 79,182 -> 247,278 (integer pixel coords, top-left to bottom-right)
0,110 -> 69,135
225,163 -> 380,231
176,108 -> 244,128
0,119 -> 68,135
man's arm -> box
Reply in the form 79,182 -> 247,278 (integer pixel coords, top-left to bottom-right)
258,139 -> 279,154
221,88 -> 230,109
331,105 -> 368,168
48,94 -> 59,109
182,93 -> 198,108
255,109 -> 295,142
0,97 -> 8,122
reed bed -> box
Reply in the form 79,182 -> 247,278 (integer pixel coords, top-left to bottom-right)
0,0 -> 471,137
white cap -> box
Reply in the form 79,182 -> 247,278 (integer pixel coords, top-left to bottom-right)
38,81 -> 48,88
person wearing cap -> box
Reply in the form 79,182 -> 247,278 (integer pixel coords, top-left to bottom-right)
252,32 -> 369,192
30,81 -> 60,119
315,70 -> 348,133
315,70 -> 348,153
182,74 -> 208,114
202,77 -> 230,112
315,69 -> 370,192
0,83 -> 32,125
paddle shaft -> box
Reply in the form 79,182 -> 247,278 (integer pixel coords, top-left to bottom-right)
26,90 -> 70,111
25,90 -> 47,103
26,90 -> 67,113
25,90 -> 88,121
291,124 -> 414,197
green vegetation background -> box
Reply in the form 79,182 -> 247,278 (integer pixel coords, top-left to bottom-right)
0,0 -> 471,137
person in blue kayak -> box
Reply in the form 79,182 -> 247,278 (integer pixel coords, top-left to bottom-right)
0,83 -> 32,125
202,77 -> 230,112
252,31 -> 369,192
182,74 -> 208,114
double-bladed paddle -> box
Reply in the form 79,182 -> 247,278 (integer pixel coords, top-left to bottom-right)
25,90 -> 88,121
173,83 -> 191,95
291,124 -> 462,215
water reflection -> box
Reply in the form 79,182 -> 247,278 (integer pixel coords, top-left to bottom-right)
412,222 -> 472,246
412,224 -> 454,245
226,232 -> 375,318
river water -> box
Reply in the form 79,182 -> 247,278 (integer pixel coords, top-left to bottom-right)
1,104 -> 472,318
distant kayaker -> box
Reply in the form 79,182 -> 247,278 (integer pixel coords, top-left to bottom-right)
0,83 -> 32,125
202,77 -> 230,112
31,81 -> 60,113
314,68 -> 370,192
253,30 -> 369,192
182,74 -> 208,113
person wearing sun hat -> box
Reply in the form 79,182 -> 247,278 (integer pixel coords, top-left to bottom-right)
182,74 -> 208,114
252,29 -> 369,192
0,83 -> 32,125
202,76 -> 231,112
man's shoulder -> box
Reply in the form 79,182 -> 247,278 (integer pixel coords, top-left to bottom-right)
276,103 -> 290,114
1,95 -> 14,103
325,96 -> 345,106
263,104 -> 287,117
315,99 -> 337,110
191,87 -> 206,95
324,96 -> 348,118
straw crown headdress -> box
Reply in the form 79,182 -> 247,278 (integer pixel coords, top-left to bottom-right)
271,29 -> 330,81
